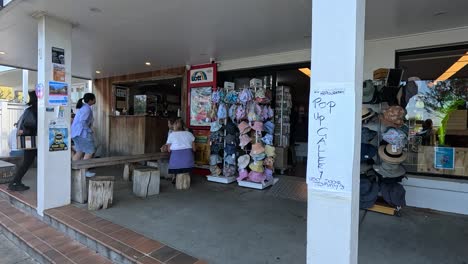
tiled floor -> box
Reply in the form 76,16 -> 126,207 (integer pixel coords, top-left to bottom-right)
0,198 -> 110,264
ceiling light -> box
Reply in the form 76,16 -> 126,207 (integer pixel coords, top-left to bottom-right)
433,11 -> 447,16
0,51 -> 6,55
145,62 -> 151,66
89,7 -> 102,13
435,52 -> 468,82
298,68 -> 311,77
95,70 -> 101,74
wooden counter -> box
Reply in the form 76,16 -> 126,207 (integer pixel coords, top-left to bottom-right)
109,116 -> 168,155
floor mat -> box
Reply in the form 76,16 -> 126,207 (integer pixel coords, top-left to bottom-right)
266,176 -> 307,202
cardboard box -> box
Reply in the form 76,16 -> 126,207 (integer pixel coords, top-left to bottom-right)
373,68 -> 389,80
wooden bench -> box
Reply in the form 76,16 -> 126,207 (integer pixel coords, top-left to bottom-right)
71,153 -> 169,203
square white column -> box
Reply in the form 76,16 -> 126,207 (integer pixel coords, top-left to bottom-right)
37,16 -> 72,215
307,0 -> 365,263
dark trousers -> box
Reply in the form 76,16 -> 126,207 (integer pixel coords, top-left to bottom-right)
12,149 -> 37,184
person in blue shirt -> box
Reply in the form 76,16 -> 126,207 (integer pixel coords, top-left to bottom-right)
71,93 -> 96,177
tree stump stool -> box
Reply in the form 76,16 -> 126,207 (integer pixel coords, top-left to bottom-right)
133,167 -> 160,198
88,176 -> 114,210
0,160 -> 16,184
176,173 -> 190,190
147,160 -> 170,179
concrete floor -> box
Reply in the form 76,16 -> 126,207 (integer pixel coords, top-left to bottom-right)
14,166 -> 468,263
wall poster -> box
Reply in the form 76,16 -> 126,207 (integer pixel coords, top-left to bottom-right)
434,147 -> 455,170
48,81 -> 68,106
189,87 -> 212,127
48,121 -> 69,152
187,63 -> 217,129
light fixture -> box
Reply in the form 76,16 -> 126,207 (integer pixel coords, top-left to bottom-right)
433,11 -> 447,16
95,70 -> 101,74
298,68 -> 311,77
434,51 -> 468,82
0,51 -> 6,55
89,7 -> 102,13
145,62 -> 151,66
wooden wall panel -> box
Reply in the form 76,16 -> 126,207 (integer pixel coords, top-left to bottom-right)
93,67 -> 186,156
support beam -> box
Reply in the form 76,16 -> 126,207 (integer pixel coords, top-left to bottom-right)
307,0 -> 365,263
37,16 -> 72,215
22,69 -> 28,104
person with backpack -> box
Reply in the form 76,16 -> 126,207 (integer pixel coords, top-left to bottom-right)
71,93 -> 97,177
8,91 -> 38,191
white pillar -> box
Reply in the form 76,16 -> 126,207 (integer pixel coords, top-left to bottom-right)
22,69 -> 28,104
37,16 -> 72,215
307,0 -> 365,263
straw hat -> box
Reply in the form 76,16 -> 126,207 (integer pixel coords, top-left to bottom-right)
251,143 -> 265,155
249,161 -> 264,173
362,107 -> 375,121
378,144 -> 407,164
238,154 -> 250,169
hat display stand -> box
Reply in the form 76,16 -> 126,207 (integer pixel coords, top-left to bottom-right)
236,79 -> 279,190
274,86 -> 292,174
207,86 -> 237,184
360,77 -> 407,217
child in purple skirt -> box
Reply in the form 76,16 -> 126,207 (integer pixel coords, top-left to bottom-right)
166,118 -> 196,178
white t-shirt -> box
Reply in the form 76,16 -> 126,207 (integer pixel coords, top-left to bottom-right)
166,131 -> 195,151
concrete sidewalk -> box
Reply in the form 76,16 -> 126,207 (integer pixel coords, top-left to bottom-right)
0,231 -> 38,264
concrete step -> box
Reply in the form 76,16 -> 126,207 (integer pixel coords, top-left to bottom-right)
0,198 -> 111,264
0,183 -> 206,264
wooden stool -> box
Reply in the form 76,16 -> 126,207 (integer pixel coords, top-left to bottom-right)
133,167 -> 160,198
0,160 -> 16,184
88,176 -> 114,210
176,173 -> 190,190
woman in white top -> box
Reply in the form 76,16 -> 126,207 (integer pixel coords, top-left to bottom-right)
166,118 -> 196,175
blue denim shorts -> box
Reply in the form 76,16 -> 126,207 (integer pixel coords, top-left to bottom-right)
73,135 -> 95,154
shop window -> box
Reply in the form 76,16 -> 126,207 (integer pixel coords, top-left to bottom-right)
396,44 -> 468,178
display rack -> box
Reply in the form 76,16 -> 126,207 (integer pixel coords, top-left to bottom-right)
274,85 -> 291,174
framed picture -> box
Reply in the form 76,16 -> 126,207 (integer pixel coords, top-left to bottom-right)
189,87 -> 212,127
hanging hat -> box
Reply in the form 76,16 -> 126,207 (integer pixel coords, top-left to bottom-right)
373,161 -> 406,178
239,134 -> 252,148
378,144 -> 407,164
261,106 -> 269,121
210,143 -> 223,154
261,134 -> 274,145
210,131 -> 223,143
382,128 -> 407,149
380,182 -> 406,207
210,121 -> 222,132
251,121 -> 264,132
225,144 -> 237,155
361,127 -> 377,143
264,168 -> 274,182
238,121 -> 251,134
237,168 -> 249,181
359,178 -> 379,209
225,134 -> 237,145
226,120 -> 238,136
247,102 -> 259,122
383,106 -> 405,127
228,105 -> 237,121
360,143 -> 377,162
210,165 -> 222,176
267,106 -> 274,119
210,154 -> 223,166
362,107 -> 376,121
255,88 -> 266,99
236,105 -> 246,121
208,104 -> 218,121
265,145 -> 276,158
264,121 -> 275,135
251,153 -> 266,161
249,161 -> 264,173
211,91 -> 221,103
248,171 -> 266,183
223,165 -> 237,177
238,154 -> 250,169
224,90 -> 238,104
251,143 -> 265,155
263,157 -> 274,169
239,88 -> 253,103
217,103 -> 227,119
224,154 -> 236,165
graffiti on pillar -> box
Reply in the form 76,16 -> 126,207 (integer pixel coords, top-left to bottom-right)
308,86 -> 351,193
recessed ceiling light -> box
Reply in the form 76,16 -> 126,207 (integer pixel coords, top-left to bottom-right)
0,51 -> 6,55
95,70 -> 101,74
145,62 -> 151,66
89,7 -> 102,13
199,53 -> 207,56
303,35 -> 311,39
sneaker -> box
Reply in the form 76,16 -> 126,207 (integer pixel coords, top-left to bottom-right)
8,183 -> 30,191
85,171 -> 96,177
